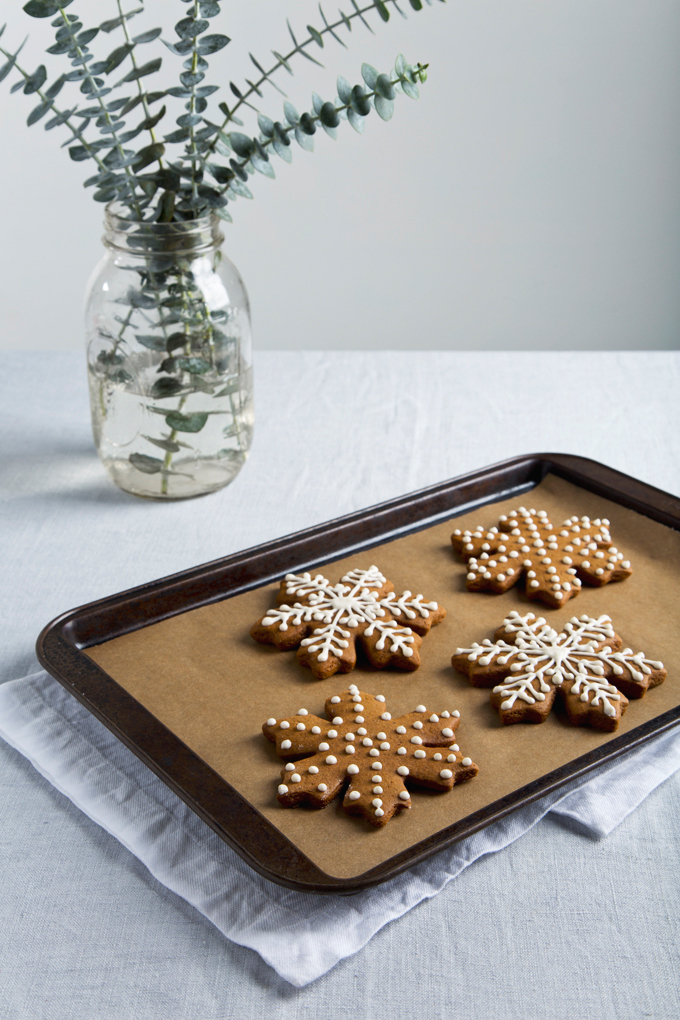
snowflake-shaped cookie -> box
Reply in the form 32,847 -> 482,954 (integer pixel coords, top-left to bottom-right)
452,611 -> 665,731
451,506 -> 632,608
263,684 -> 478,826
251,566 -> 446,679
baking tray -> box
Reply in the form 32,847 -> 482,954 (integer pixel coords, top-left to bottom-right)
36,453 -> 680,893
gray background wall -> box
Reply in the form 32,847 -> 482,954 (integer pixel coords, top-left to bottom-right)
0,0 -> 678,351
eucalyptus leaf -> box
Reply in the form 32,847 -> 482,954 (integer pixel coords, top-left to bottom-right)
197,34 -> 230,55
129,452 -> 163,474
165,411 -> 208,433
374,95 -> 394,121
361,63 -> 378,90
142,435 -> 181,453
150,377 -> 184,398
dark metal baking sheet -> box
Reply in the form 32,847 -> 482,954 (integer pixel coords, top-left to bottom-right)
36,453 -> 680,893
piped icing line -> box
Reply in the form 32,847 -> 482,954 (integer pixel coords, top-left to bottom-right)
262,686 -> 478,827
451,508 -> 632,608
452,610 -> 666,731
251,565 -> 446,679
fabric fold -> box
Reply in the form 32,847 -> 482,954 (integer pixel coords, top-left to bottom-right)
1,669 -> 678,988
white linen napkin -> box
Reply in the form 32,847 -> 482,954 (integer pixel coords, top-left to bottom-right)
1,670 -> 679,988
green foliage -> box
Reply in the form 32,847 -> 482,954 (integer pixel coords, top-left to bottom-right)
2,0 -> 439,221
3,0 -> 440,490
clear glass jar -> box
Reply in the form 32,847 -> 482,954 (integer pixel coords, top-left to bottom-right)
85,206 -> 253,499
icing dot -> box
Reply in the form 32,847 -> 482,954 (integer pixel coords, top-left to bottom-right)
380,742 -> 391,751
462,757 -> 472,767
347,764 -> 359,775
297,709 -> 308,716
527,570 -> 536,579
285,763 -> 295,772
467,573 -> 476,581
372,798 -> 383,808
582,560 -> 591,568
317,784 -> 327,792
414,749 -> 427,759
362,738 -> 373,747
413,721 -> 423,730
441,728 -> 454,738
353,705 -> 364,713
415,705 -> 427,713
439,769 -> 453,780
266,718 -> 276,726
399,791 -> 410,801
396,725 -> 407,734
281,739 -> 292,750
356,717 -> 365,723
380,712 -> 392,721
411,736 -> 423,745
376,695 -> 386,702
498,574 -> 506,582
376,732 -> 387,740
530,580 -> 540,588
327,730 -> 338,739
452,711 -> 460,718
325,755 -> 337,765
309,765 -> 319,774
357,728 -> 367,736
311,726 -> 321,734
373,762 -> 383,770
595,568 -> 604,576
441,711 -> 450,719
332,717 -> 343,725
433,753 -> 442,761
397,748 -> 407,755
375,808 -> 384,818
318,742 -> 330,752
562,557 -> 573,565
348,790 -> 361,801
291,773 -> 301,783
344,732 -> 355,741
280,721 -> 290,730
429,714 -> 439,723
372,786 -> 383,794
447,755 -> 456,763
397,766 -> 410,776
371,774 -> 381,782
296,723 -> 306,731
345,745 -> 355,754
622,560 -> 631,569
330,696 -> 341,703
278,785 -> 288,795
369,749 -> 380,757
450,743 -> 460,750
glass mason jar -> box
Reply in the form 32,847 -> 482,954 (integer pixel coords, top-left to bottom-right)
84,206 -> 253,499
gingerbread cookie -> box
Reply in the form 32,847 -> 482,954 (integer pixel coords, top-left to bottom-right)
452,611 -> 665,730
451,506 -> 632,608
264,684 -> 477,826
251,565 -> 446,679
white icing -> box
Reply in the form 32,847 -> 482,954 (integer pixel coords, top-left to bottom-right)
279,721 -> 289,730
458,610 -> 660,721
309,765 -> 319,774
285,763 -> 295,771
414,749 -> 426,759
281,739 -> 292,750
441,728 -> 454,738
397,766 -> 410,776
325,755 -> 337,765
261,565 -> 438,668
348,790 -> 361,800
317,783 -> 327,792
318,742 -> 330,751
399,791 -> 410,800
291,773 -> 301,783
439,769 -> 453,779
278,785 -> 288,795
347,764 -> 359,774
266,718 -> 276,726
462,757 -> 472,766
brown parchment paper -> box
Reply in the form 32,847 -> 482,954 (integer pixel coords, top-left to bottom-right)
86,475 -> 680,880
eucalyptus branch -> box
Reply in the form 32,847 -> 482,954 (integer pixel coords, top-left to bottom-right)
113,0 -> 164,167
0,39 -> 111,174
199,0 -> 444,172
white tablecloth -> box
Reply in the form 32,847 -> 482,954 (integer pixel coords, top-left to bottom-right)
1,351 -> 679,1017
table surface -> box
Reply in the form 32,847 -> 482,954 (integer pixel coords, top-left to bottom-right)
1,350 -> 679,1020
